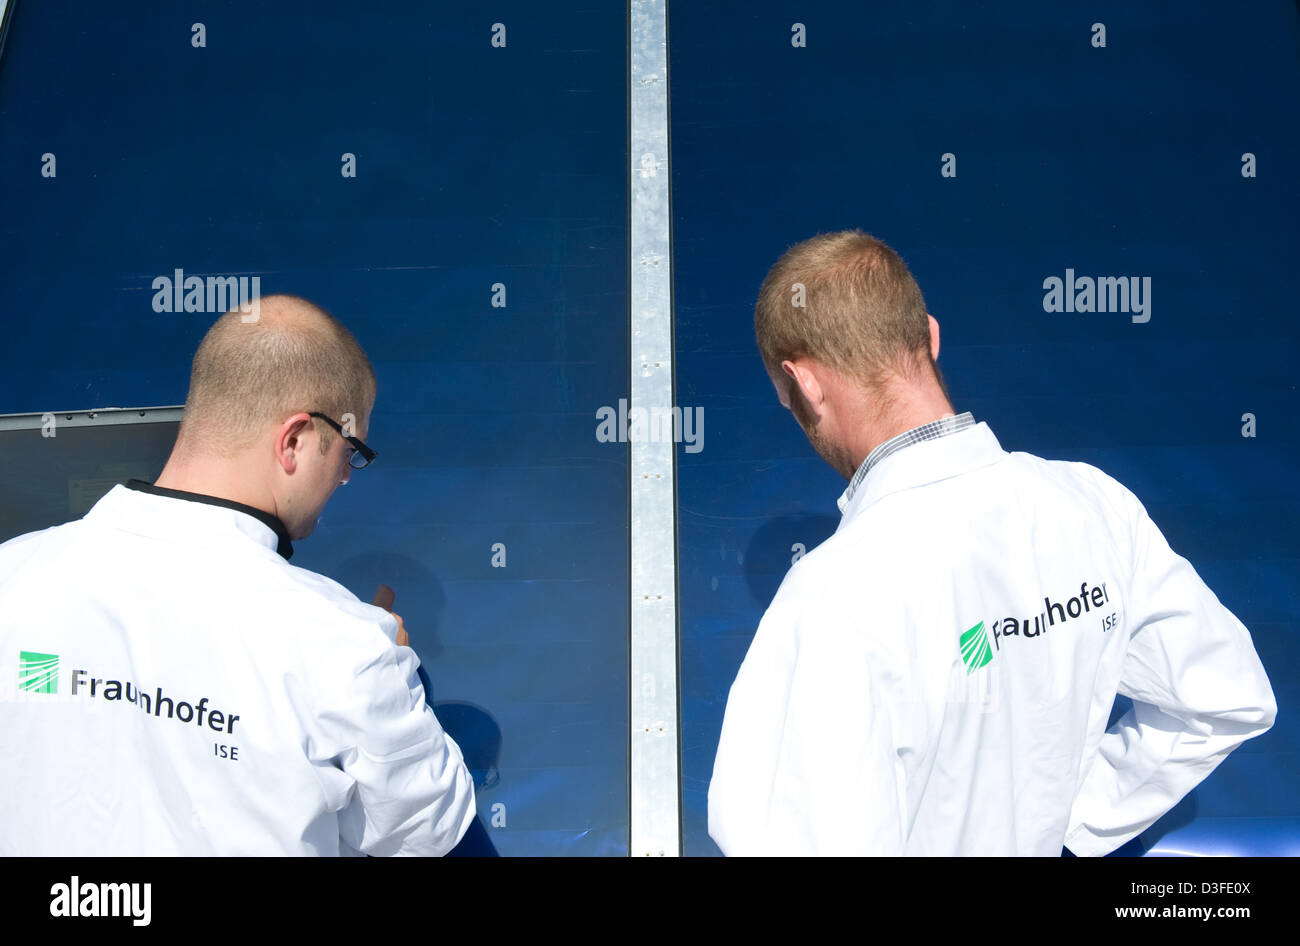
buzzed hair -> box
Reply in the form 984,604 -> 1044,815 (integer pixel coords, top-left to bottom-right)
754,230 -> 934,389
174,294 -> 377,458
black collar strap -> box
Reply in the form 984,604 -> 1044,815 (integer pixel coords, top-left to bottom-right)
124,478 -> 294,561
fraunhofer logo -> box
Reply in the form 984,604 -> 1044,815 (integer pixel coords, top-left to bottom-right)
959,622 -> 993,674
18,651 -> 58,694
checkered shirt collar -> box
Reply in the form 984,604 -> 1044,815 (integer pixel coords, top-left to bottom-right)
836,412 -> 976,514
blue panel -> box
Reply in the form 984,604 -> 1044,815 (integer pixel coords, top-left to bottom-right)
671,1 -> 1299,855
0,1 -> 628,855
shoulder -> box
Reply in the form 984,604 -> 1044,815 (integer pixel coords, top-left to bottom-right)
263,560 -> 401,648
1002,450 -> 1145,520
136,535 -> 401,654
769,532 -> 856,606
0,520 -> 77,581
280,562 -> 384,621
0,522 -> 59,559
760,527 -> 905,637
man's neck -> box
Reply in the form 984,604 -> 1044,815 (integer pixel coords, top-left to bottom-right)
845,386 -> 956,473
153,457 -> 274,516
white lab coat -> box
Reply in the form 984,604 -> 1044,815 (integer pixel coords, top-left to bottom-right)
708,422 -> 1276,856
0,483 -> 475,855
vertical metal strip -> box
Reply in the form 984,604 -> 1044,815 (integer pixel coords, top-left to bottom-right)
0,1 -> 15,67
629,0 -> 680,856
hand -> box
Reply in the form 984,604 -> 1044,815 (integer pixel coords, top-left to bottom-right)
371,584 -> 409,647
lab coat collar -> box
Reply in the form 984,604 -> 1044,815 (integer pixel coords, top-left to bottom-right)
836,422 -> 1006,526
83,479 -> 295,560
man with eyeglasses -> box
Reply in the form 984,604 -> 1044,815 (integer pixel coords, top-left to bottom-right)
0,294 -> 474,856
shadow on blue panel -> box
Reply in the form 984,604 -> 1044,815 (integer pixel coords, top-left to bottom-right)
338,550 -> 501,855
743,514 -> 840,610
425,688 -> 502,858
338,551 -> 449,658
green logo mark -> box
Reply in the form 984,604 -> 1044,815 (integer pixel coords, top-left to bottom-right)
959,622 -> 993,674
19,651 -> 59,694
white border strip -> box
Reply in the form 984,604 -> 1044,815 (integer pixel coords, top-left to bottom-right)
628,0 -> 680,856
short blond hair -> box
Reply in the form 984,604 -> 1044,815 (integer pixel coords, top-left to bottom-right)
755,230 -> 932,388
175,294 -> 377,457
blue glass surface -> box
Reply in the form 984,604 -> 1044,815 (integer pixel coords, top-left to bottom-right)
669,0 -> 1299,856
0,0 -> 630,856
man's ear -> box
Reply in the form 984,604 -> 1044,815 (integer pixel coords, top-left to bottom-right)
275,413 -> 313,474
928,314 -> 941,361
782,359 -> 826,418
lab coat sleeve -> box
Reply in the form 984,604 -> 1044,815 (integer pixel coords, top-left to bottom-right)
708,568 -> 905,855
323,640 -> 476,857
1063,488 -> 1276,856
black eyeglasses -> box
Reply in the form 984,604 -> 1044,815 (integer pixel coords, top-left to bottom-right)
308,412 -> 378,469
